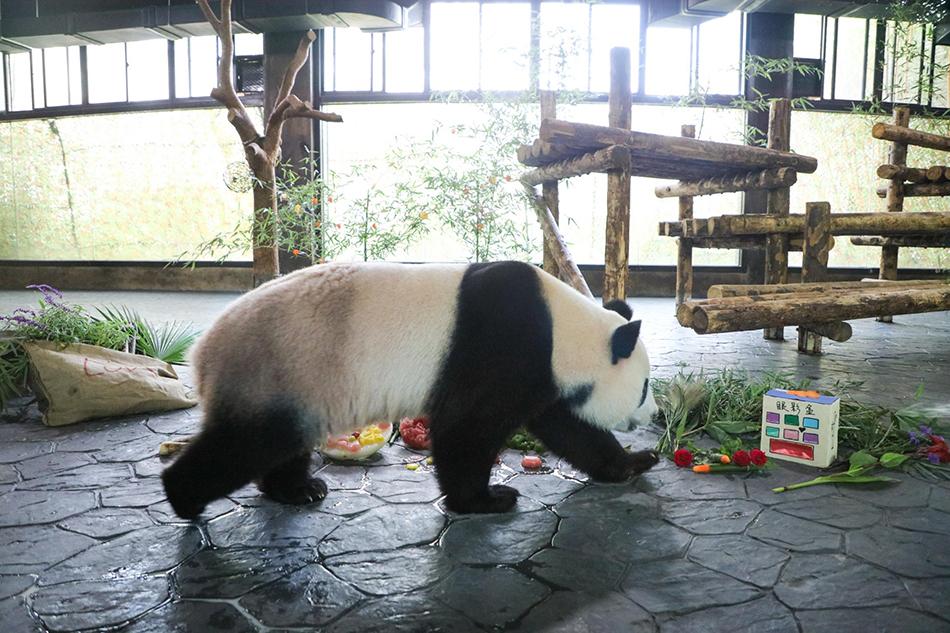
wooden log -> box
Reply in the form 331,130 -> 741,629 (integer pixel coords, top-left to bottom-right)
851,235 -> 950,248
522,183 -> 594,300
707,279 -> 946,298
872,121 -> 950,152
676,124 -> 696,306
539,119 -> 819,174
659,211 -> 950,238
654,167 -> 796,198
926,165 -> 948,182
876,164 -> 930,183
520,145 -> 630,186
540,91 -> 560,280
603,47 -> 632,304
875,182 -> 950,197
764,99 -> 792,341
517,139 -> 578,166
879,106 -> 910,324
691,236 -> 810,251
803,321 -> 852,343
798,202 -> 832,354
686,286 -> 950,334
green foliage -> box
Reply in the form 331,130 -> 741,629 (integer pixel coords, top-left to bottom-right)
652,369 -> 950,485
506,428 -> 546,453
95,305 -> 198,365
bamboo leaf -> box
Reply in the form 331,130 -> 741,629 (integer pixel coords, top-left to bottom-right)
879,452 -> 909,469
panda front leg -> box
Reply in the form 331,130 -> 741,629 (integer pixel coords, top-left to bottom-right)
430,412 -> 521,514
527,401 -> 659,482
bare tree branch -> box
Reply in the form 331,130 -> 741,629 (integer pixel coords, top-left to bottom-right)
195,0 -> 221,32
268,30 -> 317,123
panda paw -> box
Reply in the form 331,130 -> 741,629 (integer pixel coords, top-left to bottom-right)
261,476 -> 329,506
625,449 -> 660,476
591,450 -> 660,483
445,485 -> 520,514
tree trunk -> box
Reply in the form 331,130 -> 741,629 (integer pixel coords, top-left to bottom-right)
251,161 -> 280,286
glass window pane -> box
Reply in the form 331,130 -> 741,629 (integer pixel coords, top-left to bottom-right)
31,49 -> 45,108
431,2 -> 479,91
540,3 -> 590,91
189,36 -> 218,98
590,4 -> 640,93
697,12 -> 741,95
234,33 -> 263,56
127,39 -> 169,101
794,14 -> 823,59
645,26 -> 691,96
43,47 -> 70,107
332,28 -> 372,91
8,52 -> 34,110
0,55 -> 6,111
372,33 -> 383,92
481,3 -> 531,91
87,43 -> 127,103
822,20 -> 836,99
832,17 -> 867,100
384,27 -> 424,92
174,39 -> 190,98
68,47 -> 82,105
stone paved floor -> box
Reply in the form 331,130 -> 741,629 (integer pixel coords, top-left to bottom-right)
0,295 -> 948,632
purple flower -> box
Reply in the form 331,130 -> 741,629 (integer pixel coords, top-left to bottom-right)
928,453 -> 941,465
919,424 -> 933,436
909,431 -> 921,446
25,284 -> 62,298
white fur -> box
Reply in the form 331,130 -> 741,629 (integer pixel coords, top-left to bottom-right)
534,268 -> 657,430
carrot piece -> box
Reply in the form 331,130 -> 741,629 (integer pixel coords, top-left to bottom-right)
692,464 -> 711,473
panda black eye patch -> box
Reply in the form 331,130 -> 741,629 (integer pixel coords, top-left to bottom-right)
638,379 -> 649,408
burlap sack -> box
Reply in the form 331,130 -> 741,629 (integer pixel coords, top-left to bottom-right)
23,341 -> 197,427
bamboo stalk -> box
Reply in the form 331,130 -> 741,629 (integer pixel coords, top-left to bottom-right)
851,235 -> 950,247
520,145 -> 629,186
872,121 -> 950,152
659,211 -> 950,238
926,165 -> 948,182
684,286 -> 950,334
539,119 -> 819,174
707,279 -> 946,298
876,181 -> 950,197
654,167 -> 796,198
522,183 -> 594,300
876,164 -> 930,183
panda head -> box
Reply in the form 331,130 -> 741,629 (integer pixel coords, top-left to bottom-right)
572,299 -> 658,431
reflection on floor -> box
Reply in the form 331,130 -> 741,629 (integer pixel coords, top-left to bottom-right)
0,293 -> 947,631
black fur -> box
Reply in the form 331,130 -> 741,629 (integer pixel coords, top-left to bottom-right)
162,400 -> 324,519
603,299 -> 633,320
638,378 -> 650,408
610,320 -> 641,365
527,400 -> 659,482
428,262 -> 558,513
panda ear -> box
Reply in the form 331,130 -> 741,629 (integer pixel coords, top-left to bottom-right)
610,320 -> 641,365
603,299 -> 633,321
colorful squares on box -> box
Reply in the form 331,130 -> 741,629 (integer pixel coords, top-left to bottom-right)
761,388 -> 839,468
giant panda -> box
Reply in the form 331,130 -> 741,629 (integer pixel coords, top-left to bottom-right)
162,260 -> 659,517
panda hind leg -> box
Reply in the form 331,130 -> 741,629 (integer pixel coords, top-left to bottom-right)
526,402 -> 659,483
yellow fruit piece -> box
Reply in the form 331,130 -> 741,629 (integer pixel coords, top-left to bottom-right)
405,463 -> 419,471
358,430 -> 384,446
426,456 -> 434,465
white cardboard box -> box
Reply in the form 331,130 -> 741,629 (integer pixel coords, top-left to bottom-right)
760,389 -> 839,468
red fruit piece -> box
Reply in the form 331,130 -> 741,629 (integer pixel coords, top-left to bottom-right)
522,455 -> 542,470
749,448 -> 768,466
732,450 -> 751,467
399,416 -> 431,450
673,448 -> 693,468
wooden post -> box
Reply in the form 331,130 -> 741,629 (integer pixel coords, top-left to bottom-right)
540,91 -> 560,280
879,106 -> 910,322
797,202 -> 832,354
764,99 -> 792,340
603,47 -> 632,304
675,124 -> 695,306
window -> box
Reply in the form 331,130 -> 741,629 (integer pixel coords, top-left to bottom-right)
127,39 -> 169,101
480,3 -> 530,91
430,3 -> 480,90
696,12 -> 742,95
794,14 -> 823,59
539,2 -> 590,91
589,4 -> 640,93
0,55 -> 6,111
384,28 -> 424,93
645,26 -> 691,96
7,52 -> 32,111
87,43 -> 127,103
189,36 -> 219,99
331,29 -> 373,92
31,50 -> 45,109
